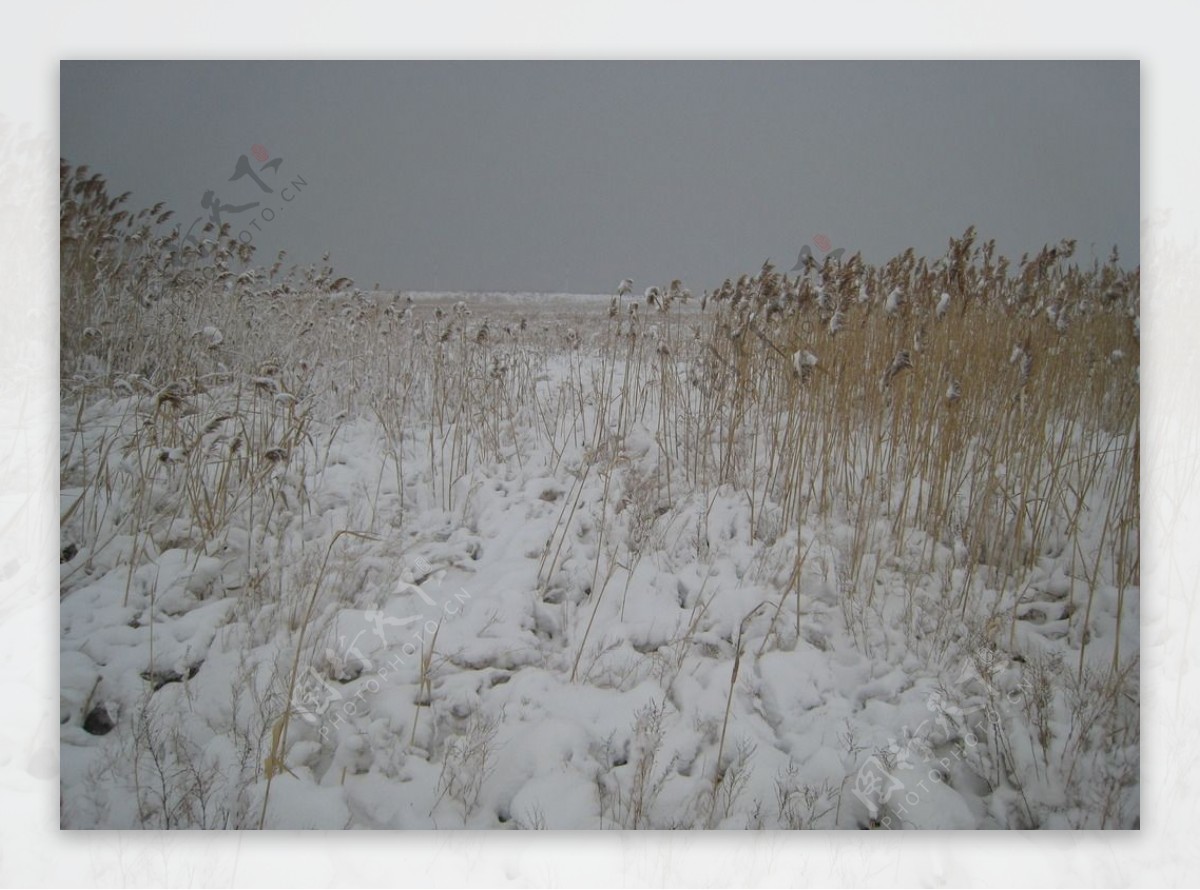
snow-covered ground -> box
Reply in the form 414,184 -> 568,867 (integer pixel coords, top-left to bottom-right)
60,285 -> 1138,829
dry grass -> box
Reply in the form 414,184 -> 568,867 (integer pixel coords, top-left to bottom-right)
61,163 -> 1138,828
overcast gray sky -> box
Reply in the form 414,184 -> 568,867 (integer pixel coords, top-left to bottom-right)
60,61 -> 1139,294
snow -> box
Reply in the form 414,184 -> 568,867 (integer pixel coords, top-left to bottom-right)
59,289 -> 1138,830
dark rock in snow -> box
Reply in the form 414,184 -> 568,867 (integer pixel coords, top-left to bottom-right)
140,663 -> 202,691
83,704 -> 116,736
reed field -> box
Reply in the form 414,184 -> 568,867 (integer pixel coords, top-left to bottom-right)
60,162 -> 1139,829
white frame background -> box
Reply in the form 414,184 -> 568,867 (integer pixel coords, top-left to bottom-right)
2,2 -> 1193,885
